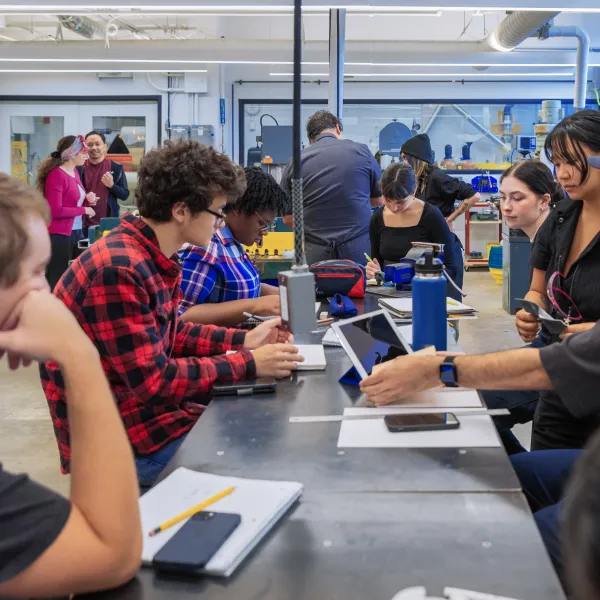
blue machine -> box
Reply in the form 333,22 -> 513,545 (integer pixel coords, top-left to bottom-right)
471,173 -> 498,194
378,121 -> 412,158
377,244 -> 445,290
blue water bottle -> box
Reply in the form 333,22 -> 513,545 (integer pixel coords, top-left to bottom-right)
412,250 -> 447,351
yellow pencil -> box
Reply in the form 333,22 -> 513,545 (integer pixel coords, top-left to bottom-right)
149,486 -> 235,537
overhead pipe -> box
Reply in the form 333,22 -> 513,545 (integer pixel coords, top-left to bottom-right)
541,26 -> 590,110
484,11 -> 560,52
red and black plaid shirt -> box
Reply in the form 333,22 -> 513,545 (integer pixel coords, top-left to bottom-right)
40,214 -> 256,473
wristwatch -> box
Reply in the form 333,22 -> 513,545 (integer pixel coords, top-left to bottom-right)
439,355 -> 459,388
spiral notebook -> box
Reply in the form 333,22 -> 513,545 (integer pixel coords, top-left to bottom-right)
140,468 -> 303,577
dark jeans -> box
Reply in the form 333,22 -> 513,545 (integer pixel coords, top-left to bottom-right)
305,231 -> 370,267
480,335 -> 547,455
47,233 -> 72,291
135,434 -> 188,491
511,449 -> 582,585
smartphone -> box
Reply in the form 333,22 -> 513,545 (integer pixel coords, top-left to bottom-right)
516,299 -> 567,336
153,511 -> 241,574
212,378 -> 277,397
384,413 -> 460,433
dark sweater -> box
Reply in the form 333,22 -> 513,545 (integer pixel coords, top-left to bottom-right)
369,202 -> 458,284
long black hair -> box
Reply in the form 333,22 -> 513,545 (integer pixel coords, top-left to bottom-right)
545,109 -> 600,184
501,160 -> 566,205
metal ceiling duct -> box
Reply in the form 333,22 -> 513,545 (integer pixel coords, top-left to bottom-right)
484,11 -> 560,52
57,15 -> 103,39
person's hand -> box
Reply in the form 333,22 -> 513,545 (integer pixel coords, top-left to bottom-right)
84,207 -> 96,218
253,343 -> 304,378
101,172 -> 114,189
561,321 -> 597,339
0,290 -> 97,370
251,295 -> 281,317
359,354 -> 442,406
445,217 -> 456,233
244,318 -> 293,349
515,308 -> 540,343
366,258 -> 381,280
85,192 -> 98,206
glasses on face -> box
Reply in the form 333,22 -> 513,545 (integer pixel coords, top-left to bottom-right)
255,212 -> 275,233
204,208 -> 226,228
547,269 -> 583,323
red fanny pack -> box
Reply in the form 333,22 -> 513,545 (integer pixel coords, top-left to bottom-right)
309,260 -> 366,298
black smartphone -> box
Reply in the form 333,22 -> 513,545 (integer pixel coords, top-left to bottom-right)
153,511 -> 241,574
384,413 -> 460,433
516,298 -> 567,335
212,378 -> 277,397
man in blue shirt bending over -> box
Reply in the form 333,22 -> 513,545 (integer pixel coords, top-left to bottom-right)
281,110 -> 383,266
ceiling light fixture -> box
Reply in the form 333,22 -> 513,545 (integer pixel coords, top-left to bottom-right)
270,72 -> 576,77
0,68 -> 208,73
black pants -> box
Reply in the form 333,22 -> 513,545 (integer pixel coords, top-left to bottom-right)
47,233 -> 72,291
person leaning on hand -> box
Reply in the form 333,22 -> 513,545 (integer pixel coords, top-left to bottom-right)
0,173 -> 141,598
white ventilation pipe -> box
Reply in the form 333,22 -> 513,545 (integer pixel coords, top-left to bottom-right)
485,11 -> 560,52
543,26 -> 590,111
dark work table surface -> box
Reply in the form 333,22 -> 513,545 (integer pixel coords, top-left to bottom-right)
84,491 -> 565,600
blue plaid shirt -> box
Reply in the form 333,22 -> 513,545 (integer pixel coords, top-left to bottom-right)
178,226 -> 261,316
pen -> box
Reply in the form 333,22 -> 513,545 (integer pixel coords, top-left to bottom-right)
242,312 -> 278,322
149,486 -> 235,536
364,253 -> 373,263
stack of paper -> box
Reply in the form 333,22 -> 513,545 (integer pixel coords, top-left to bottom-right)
378,297 -> 478,320
141,468 -> 303,577
294,344 -> 327,370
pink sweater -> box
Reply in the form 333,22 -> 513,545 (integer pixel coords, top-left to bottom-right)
45,167 -> 87,236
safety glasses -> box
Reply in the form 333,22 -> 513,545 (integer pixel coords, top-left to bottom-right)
546,269 -> 583,323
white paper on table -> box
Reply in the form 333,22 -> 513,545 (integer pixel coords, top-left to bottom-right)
337,407 -> 501,448
295,344 -> 327,370
382,388 -> 482,409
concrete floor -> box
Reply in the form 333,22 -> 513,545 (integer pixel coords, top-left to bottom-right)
0,269 -> 530,495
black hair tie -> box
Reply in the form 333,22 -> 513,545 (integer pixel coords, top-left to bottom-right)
51,151 -> 61,159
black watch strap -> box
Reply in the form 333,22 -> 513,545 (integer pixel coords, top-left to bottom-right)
440,355 -> 459,388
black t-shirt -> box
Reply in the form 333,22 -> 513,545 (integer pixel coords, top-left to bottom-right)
369,203 -> 459,293
0,464 -> 71,585
417,168 -> 477,218
529,199 -> 600,450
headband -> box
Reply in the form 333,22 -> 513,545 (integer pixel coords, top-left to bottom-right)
52,135 -> 87,161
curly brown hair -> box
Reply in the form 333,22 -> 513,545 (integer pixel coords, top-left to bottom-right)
136,139 -> 247,222
0,173 -> 50,286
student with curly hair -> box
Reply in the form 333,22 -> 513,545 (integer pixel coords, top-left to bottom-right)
179,167 -> 286,327
40,141 -> 303,488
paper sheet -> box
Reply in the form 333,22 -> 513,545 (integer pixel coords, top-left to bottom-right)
337,407 -> 501,448
295,344 -> 327,370
380,297 -> 477,315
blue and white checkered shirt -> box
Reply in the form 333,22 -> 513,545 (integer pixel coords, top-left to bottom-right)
178,226 -> 261,316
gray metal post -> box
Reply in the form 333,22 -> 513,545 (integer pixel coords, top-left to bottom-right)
328,8 -> 346,119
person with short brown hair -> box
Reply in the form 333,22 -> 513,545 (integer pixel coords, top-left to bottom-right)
0,173 -> 142,597
40,140 -> 303,488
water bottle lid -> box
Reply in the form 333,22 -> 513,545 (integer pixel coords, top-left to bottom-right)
415,249 -> 443,275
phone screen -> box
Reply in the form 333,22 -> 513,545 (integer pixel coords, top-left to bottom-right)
384,413 -> 459,429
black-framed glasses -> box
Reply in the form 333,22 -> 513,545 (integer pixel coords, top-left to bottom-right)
205,208 -> 226,227
255,212 -> 275,233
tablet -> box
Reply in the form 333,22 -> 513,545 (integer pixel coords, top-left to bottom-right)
331,309 -> 413,380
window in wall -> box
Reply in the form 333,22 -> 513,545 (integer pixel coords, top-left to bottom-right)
10,116 -> 64,186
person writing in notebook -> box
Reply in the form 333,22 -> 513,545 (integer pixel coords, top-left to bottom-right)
179,167 -> 285,327
0,174 -> 141,597
40,140 -> 303,488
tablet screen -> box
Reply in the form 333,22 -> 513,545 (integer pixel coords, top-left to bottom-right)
335,311 -> 411,378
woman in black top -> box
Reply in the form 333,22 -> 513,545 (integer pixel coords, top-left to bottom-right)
366,162 -> 460,299
400,134 -> 480,291
517,110 -> 600,451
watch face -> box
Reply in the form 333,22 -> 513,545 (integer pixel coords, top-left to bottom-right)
440,363 -> 458,387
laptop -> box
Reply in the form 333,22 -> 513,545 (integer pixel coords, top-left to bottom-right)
331,309 -> 413,380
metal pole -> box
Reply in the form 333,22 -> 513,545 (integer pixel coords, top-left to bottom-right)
328,8 -> 346,119
292,0 -> 306,268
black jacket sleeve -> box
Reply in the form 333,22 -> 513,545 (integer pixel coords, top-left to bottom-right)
423,204 -> 458,283
110,162 -> 130,201
439,173 -> 477,201
540,322 -> 600,419
369,208 -> 384,266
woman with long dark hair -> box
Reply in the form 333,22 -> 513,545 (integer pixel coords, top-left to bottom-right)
400,133 -> 480,291
365,162 -> 460,299
36,135 -> 97,290
517,109 -> 600,450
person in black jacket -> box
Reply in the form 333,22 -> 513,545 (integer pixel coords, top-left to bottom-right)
77,131 -> 130,229
401,133 -> 480,291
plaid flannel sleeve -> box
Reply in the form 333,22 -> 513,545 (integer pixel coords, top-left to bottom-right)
82,267 -> 256,404
179,254 -> 217,316
173,319 -> 249,359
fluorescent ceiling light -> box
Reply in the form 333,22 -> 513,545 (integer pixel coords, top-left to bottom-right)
0,69 -> 208,73
270,72 -> 575,77
0,34 -> 15,41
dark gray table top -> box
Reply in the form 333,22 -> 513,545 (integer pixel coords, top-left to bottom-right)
82,491 -> 565,600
